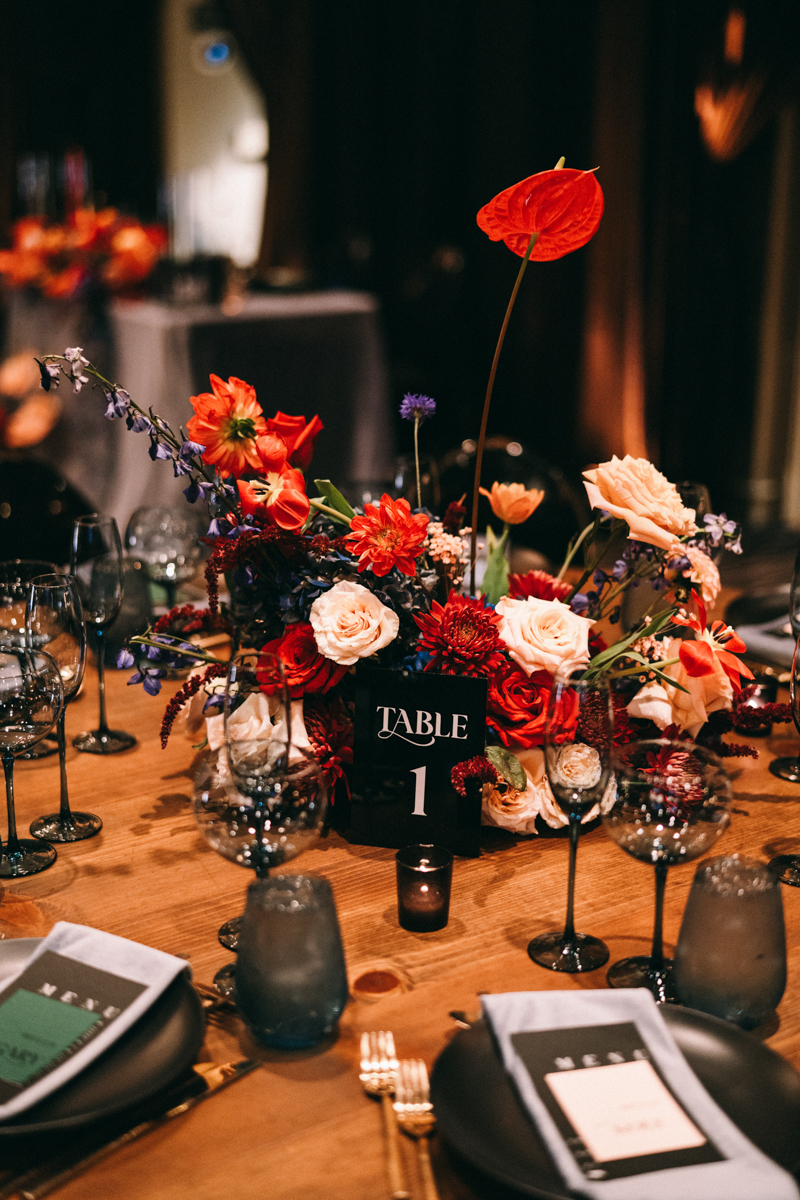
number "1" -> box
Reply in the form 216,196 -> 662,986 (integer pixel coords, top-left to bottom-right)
410,766 -> 427,816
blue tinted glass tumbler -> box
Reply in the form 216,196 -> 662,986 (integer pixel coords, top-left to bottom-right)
235,875 -> 348,1049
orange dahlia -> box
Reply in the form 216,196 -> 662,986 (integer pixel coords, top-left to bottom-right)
345,493 -> 428,577
186,375 -> 267,478
414,591 -> 506,676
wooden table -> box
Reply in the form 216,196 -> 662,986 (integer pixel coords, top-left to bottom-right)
3,664 -> 800,1199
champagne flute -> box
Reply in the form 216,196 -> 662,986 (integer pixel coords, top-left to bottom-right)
0,560 -> 59,759
0,643 -> 63,876
70,515 -> 136,754
26,574 -> 102,841
602,739 -> 732,1002
527,671 -> 613,973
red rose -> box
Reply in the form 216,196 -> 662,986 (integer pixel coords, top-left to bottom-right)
264,411 -> 324,471
259,622 -> 346,699
486,661 -> 579,749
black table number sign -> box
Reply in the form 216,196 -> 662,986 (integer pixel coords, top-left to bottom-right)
344,665 -> 488,857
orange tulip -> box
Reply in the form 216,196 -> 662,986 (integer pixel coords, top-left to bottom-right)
479,481 -> 545,525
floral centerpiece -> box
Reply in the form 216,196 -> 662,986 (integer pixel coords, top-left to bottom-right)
37,160 -> 781,840
0,209 -> 166,300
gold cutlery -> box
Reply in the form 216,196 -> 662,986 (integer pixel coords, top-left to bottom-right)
394,1058 -> 440,1200
359,1030 -> 410,1200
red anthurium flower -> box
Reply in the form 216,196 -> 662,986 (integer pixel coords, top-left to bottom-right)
237,464 -> 310,533
345,494 -> 429,577
264,411 -> 324,471
186,374 -> 267,478
477,167 -> 604,261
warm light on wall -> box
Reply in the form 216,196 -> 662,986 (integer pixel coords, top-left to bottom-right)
695,7 -> 764,162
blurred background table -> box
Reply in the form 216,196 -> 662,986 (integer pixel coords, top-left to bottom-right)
105,291 -> 394,530
2,662 -> 800,1199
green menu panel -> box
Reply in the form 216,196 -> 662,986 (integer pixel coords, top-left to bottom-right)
0,989 -> 101,1085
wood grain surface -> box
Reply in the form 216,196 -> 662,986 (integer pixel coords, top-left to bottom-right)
2,654 -> 799,1200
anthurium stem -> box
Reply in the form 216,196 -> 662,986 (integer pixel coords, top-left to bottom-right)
469,230 -> 538,594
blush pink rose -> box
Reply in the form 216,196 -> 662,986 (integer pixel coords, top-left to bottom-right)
495,596 -> 593,677
583,455 -> 697,550
309,580 -> 399,666
626,635 -> 733,736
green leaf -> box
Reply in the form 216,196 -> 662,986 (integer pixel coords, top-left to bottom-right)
486,745 -> 527,791
313,480 -> 355,520
480,526 -> 509,606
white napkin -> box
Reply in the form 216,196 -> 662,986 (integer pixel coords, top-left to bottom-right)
482,989 -> 799,1200
0,922 -> 189,1120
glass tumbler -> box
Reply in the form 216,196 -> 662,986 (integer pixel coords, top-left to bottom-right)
674,855 -> 786,1030
235,875 -> 348,1049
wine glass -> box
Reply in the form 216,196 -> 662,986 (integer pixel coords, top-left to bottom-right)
70,515 -> 136,754
602,739 -> 732,1002
768,639 -> 800,882
527,671 -> 613,973
0,560 -> 59,759
125,506 -> 202,610
193,651 -> 327,995
26,573 -> 102,841
0,643 -> 63,876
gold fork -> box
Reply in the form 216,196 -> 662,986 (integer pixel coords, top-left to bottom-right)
394,1058 -> 440,1200
359,1031 -> 410,1200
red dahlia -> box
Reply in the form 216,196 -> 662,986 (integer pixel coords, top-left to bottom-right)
303,696 -> 354,799
414,591 -> 505,676
345,494 -> 429,577
509,569 -> 572,603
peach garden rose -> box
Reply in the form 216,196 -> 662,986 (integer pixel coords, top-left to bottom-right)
583,454 -> 697,550
495,595 -> 593,677
309,580 -> 399,666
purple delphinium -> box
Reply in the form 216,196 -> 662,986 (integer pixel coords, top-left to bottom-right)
399,393 -> 436,422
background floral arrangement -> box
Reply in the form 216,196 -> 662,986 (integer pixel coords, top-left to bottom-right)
0,209 -> 166,300
38,159 -> 780,839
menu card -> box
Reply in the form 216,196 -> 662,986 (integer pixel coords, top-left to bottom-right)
0,923 -> 188,1120
482,990 -> 800,1200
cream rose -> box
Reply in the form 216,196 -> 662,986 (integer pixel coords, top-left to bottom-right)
481,746 -> 613,834
684,546 -> 721,606
495,596 -> 593,677
206,691 -> 274,752
551,742 -> 602,791
626,635 -> 733,737
583,455 -> 697,550
310,580 -> 399,666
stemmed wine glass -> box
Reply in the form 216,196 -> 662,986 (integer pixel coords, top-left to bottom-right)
768,637 -> 800,882
527,671 -> 613,973
193,650 -> 327,995
0,643 -> 63,876
0,560 -> 59,759
602,739 -> 732,1002
125,506 -> 202,610
70,515 -> 136,754
26,574 -> 102,841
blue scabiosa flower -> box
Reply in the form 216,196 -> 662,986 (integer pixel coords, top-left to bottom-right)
399,393 -> 436,422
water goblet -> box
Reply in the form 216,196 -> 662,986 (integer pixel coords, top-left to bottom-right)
0,643 -> 63,876
0,560 -> 59,759
70,514 -> 136,754
602,739 -> 732,1002
527,671 -> 613,973
26,573 -> 102,841
770,629 -> 800,785
125,506 -> 202,610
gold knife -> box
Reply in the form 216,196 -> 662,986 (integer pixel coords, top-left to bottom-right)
2,1058 -> 259,1200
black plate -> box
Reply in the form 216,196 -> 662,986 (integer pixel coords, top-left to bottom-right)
431,1009 -> 800,1199
0,938 -> 205,1135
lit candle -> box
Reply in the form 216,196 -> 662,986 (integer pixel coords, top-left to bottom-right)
396,845 -> 453,932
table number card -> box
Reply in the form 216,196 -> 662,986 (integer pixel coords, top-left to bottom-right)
510,1022 -> 725,1181
343,665 -> 487,857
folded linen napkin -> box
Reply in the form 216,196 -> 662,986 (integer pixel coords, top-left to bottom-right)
0,922 -> 189,1120
735,614 -> 794,668
482,989 -> 799,1200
